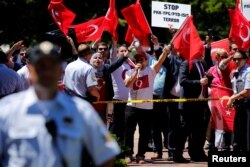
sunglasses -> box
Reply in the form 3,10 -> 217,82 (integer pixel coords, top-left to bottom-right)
20,53 -> 26,56
232,48 -> 238,51
98,47 -> 108,51
232,57 -> 244,62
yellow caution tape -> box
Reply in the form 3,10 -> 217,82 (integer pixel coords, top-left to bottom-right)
93,97 -> 230,104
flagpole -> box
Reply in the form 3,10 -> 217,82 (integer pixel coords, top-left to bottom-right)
170,15 -> 191,44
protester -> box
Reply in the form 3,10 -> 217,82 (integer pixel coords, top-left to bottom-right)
0,49 -> 24,98
5,40 -> 25,71
163,46 -> 187,162
207,48 -> 233,151
109,42 -> 135,143
17,48 -> 32,90
96,42 -> 111,64
124,44 -> 170,164
89,48 -> 130,124
178,54 -> 211,162
148,35 -> 169,161
0,41 -> 120,166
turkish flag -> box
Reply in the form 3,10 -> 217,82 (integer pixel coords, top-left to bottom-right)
133,75 -> 149,90
72,17 -> 105,43
121,0 -> 152,47
172,16 -> 204,61
210,85 -> 236,132
48,0 -> 76,34
228,8 -> 250,50
210,38 -> 230,60
103,0 -> 119,40
125,26 -> 134,44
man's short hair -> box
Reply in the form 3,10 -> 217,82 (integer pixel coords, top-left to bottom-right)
78,44 -> 91,57
29,41 -> 61,65
97,42 -> 108,49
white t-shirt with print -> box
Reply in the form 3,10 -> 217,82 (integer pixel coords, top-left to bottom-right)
126,66 -> 156,109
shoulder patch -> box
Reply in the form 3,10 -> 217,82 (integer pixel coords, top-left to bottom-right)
247,73 -> 250,82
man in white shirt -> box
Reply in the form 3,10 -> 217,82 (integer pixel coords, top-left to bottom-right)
0,41 -> 120,167
63,44 -> 100,102
124,47 -> 170,164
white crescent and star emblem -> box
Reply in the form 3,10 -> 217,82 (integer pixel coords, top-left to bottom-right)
182,28 -> 190,44
220,95 -> 232,116
51,9 -> 62,26
220,95 -> 229,108
239,23 -> 250,42
85,24 -> 99,37
135,79 -> 143,88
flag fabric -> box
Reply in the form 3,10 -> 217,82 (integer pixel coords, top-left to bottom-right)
72,17 -> 105,43
48,0 -> 76,34
103,0 -> 119,40
121,0 -> 152,47
133,75 -> 149,90
210,85 -> 236,132
172,16 -> 204,61
125,26 -> 134,44
228,8 -> 250,50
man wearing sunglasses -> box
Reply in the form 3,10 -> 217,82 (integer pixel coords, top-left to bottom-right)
97,42 -> 110,64
227,50 -> 250,152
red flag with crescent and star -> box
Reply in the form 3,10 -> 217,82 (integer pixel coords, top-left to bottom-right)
172,16 -> 204,61
122,0 -> 152,47
103,0 -> 119,40
48,0 -> 76,35
133,75 -> 149,90
210,85 -> 236,132
228,8 -> 250,50
72,17 -> 105,43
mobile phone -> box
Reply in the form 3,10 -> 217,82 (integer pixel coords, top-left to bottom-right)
207,28 -> 213,38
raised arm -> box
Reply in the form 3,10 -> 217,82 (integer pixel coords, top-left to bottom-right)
153,44 -> 171,73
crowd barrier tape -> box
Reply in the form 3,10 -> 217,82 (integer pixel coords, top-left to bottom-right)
93,97 -> 230,104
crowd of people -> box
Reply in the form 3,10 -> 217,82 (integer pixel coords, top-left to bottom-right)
0,28 -> 250,166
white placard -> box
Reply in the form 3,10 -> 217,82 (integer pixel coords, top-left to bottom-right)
241,0 -> 250,21
151,1 -> 191,29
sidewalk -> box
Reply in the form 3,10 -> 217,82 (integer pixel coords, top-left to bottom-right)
128,126 -> 208,167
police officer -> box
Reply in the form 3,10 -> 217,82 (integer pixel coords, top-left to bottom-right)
0,41 -> 120,167
227,50 -> 250,151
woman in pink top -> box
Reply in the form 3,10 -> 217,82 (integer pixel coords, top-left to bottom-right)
207,48 -> 235,152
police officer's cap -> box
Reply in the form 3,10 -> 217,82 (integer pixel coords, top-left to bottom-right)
30,41 -> 61,65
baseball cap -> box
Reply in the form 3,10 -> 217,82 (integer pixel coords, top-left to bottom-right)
134,52 -> 147,60
29,41 -> 61,65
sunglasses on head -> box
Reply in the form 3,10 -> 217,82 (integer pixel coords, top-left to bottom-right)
232,57 -> 244,62
98,47 -> 108,51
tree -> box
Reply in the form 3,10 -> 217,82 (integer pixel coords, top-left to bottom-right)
0,0 -> 237,45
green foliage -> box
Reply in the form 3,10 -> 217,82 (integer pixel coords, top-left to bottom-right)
111,134 -> 129,167
0,0 -> 243,44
